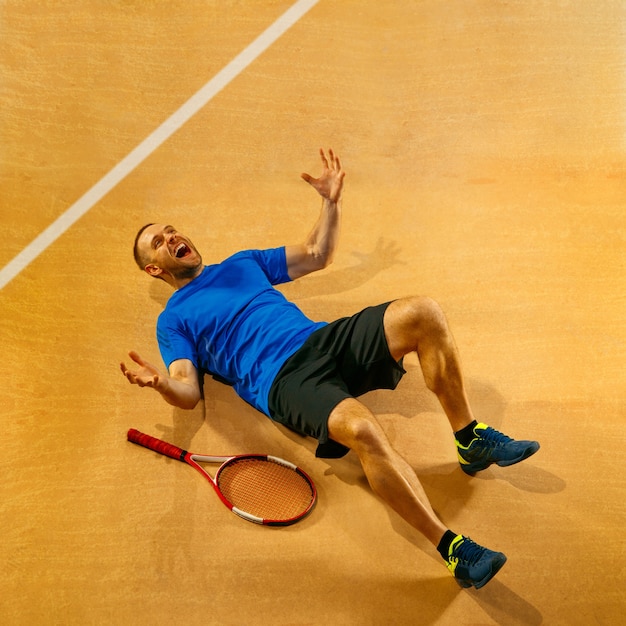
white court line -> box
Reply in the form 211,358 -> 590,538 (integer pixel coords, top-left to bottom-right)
0,0 -> 319,291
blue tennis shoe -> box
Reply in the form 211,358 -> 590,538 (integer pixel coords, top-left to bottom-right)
446,534 -> 507,589
456,423 -> 540,474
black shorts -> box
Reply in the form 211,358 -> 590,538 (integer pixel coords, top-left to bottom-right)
268,302 -> 406,458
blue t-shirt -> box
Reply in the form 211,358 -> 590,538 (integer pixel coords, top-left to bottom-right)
156,247 -> 326,416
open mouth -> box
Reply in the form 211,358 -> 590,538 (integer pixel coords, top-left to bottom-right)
174,242 -> 190,258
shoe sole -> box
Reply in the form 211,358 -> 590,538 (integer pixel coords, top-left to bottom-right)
460,442 -> 540,475
456,554 -> 507,589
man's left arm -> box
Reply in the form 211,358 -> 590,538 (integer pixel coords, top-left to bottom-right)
120,351 -> 201,410
285,148 -> 345,280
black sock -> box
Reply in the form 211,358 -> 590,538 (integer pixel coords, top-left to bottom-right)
454,420 -> 478,446
437,530 -> 458,560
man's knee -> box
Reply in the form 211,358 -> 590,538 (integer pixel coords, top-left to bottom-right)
402,296 -> 447,332
328,399 -> 389,455
384,296 -> 450,359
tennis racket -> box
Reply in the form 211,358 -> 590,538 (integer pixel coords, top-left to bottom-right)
127,428 -> 317,526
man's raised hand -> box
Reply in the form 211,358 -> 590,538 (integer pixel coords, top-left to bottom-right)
301,148 -> 345,204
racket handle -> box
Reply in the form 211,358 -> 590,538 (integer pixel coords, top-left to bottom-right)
127,428 -> 187,461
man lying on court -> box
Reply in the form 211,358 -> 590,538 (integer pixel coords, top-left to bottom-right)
121,148 -> 539,590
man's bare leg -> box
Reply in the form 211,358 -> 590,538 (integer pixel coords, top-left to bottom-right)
382,296 -> 540,473
383,296 -> 475,433
327,397 -> 447,546
326,397 -> 507,589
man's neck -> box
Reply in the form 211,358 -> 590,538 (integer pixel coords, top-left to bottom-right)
169,265 -> 204,290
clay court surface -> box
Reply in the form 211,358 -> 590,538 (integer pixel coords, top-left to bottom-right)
1,1 -> 624,624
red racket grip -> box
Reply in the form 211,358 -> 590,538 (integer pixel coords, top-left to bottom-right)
127,428 -> 187,461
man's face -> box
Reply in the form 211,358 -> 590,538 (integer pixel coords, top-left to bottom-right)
138,224 -> 203,280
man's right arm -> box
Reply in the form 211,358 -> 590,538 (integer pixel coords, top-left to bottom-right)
120,351 -> 201,410
285,148 -> 345,280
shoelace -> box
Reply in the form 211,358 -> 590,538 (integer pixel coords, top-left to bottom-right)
475,426 -> 513,448
450,537 -> 484,566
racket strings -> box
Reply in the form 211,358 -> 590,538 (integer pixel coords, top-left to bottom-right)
217,458 -> 314,521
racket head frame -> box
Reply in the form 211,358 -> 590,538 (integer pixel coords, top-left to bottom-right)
188,452 -> 317,526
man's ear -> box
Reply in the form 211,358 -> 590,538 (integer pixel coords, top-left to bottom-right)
144,263 -> 163,278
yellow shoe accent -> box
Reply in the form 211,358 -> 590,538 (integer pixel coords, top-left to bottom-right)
446,534 -> 465,575
455,424 -> 489,464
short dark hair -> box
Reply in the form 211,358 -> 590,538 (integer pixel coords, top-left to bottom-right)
133,223 -> 154,271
